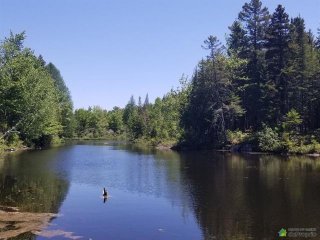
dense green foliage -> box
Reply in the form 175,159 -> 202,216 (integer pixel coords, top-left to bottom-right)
73,77 -> 190,145
74,106 -> 108,138
181,37 -> 245,148
180,0 -> 320,151
0,32 -> 73,151
72,0 -> 320,153
1,0 -> 320,154
46,63 -> 74,138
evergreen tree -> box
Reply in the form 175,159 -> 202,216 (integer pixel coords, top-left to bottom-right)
38,54 -> 46,66
315,28 -> 320,49
265,5 -> 290,123
143,94 -> 150,107
182,36 -> 243,148
227,21 -> 248,58
123,95 -> 136,125
287,17 -> 308,131
237,0 -> 270,129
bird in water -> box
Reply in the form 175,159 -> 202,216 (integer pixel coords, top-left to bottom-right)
102,187 -> 108,198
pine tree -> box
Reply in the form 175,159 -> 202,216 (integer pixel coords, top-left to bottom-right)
143,94 -> 150,107
182,36 -> 243,148
287,17 -> 307,131
227,21 -> 248,58
315,28 -> 320,49
238,0 -> 270,51
237,0 -> 270,129
304,30 -> 320,130
123,95 -> 136,125
265,5 -> 290,123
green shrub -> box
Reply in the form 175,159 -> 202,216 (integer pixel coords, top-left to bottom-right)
314,129 -> 320,142
312,140 -> 320,153
0,138 -> 5,155
281,132 -> 296,153
296,140 -> 320,154
51,135 -> 63,146
7,133 -> 23,148
282,109 -> 302,133
257,125 -> 282,152
281,136 -> 320,154
226,130 -> 249,145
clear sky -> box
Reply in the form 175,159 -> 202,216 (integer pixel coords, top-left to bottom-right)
1,0 -> 319,110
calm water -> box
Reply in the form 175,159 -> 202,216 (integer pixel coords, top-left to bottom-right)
1,141 -> 320,240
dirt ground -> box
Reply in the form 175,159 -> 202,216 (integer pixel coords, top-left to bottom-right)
0,206 -> 81,239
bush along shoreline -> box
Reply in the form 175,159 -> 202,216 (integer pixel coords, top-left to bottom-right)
223,110 -> 320,155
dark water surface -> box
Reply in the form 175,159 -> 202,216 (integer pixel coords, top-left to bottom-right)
1,141 -> 320,239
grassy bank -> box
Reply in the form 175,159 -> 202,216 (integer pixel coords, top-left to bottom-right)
130,137 -> 177,150
226,128 -> 320,155
70,133 -> 128,141
73,130 -> 320,155
0,135 -> 68,157
70,134 -> 177,150
0,134 -> 24,155
2,130 -> 319,157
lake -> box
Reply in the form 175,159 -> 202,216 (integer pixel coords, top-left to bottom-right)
1,141 -> 320,239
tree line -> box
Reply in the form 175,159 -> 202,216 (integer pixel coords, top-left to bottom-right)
102,0 -> 320,153
1,0 -> 320,154
92,0 -> 319,153
73,78 -> 189,146
0,32 -> 73,151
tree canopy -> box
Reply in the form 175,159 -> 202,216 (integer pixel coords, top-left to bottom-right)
0,32 -> 73,148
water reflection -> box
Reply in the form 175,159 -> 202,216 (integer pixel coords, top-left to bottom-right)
113,144 -> 320,239
0,149 -> 70,212
0,148 -> 70,239
178,152 -> 320,240
1,142 -> 320,240
115,143 -> 191,206
93,143 -> 320,239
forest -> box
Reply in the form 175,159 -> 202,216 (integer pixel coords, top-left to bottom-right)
1,0 -> 320,154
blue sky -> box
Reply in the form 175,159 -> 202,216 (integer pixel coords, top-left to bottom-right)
1,0 -> 319,110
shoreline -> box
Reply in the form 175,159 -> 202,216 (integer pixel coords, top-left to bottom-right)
2,139 -> 320,158
0,146 -> 32,157
70,138 -> 320,157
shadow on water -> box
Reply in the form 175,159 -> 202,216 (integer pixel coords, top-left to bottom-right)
0,147 -> 71,239
177,152 -> 320,240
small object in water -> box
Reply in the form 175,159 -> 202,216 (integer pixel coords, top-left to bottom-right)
102,187 -> 108,198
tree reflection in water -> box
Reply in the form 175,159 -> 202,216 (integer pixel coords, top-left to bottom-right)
1,142 -> 320,240
0,148 -> 70,239
179,152 -> 320,240
116,144 -> 320,239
